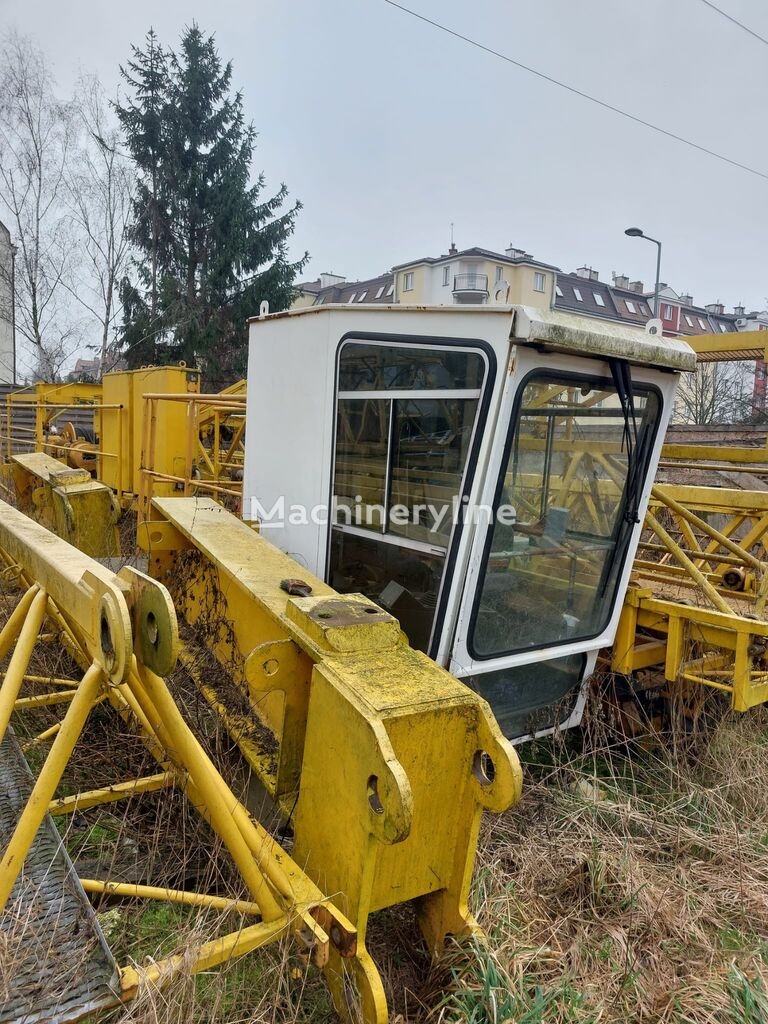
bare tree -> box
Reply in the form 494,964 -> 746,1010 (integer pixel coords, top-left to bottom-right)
674,360 -> 755,424
64,75 -> 134,374
0,31 -> 80,380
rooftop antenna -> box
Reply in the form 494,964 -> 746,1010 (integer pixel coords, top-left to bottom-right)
448,222 -> 457,256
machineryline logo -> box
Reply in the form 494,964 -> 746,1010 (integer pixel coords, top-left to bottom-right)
248,495 -> 518,531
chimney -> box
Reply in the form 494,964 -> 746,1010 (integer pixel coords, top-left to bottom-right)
629,280 -> 644,294
734,304 -> 745,316
505,243 -> 528,260
575,265 -> 595,280
319,272 -> 346,289
612,272 -> 630,289
706,302 -> 724,315
679,293 -> 693,306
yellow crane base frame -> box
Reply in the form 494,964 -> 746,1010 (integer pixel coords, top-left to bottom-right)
0,500 -> 360,1022
0,495 -> 522,1024
139,496 -> 523,1022
613,479 -> 768,710
8,451 -> 121,558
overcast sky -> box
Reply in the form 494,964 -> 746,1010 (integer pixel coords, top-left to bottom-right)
2,0 -> 767,312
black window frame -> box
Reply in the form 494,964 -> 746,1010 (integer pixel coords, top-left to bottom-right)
466,366 -> 663,662
327,331 -> 498,657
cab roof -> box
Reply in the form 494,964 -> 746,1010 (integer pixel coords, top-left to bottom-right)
249,303 -> 696,373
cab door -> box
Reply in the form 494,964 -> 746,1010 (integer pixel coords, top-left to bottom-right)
444,345 -> 671,741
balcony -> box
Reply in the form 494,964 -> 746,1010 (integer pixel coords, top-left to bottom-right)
452,273 -> 489,303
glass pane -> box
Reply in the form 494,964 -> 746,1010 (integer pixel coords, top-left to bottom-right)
463,654 -> 585,739
389,397 -> 478,547
333,398 -> 388,530
471,374 -> 660,657
339,343 -> 484,392
328,529 -> 444,653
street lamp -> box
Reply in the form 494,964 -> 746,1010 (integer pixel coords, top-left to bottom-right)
624,227 -> 662,318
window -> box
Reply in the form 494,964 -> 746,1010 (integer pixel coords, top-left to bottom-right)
593,292 -> 605,306
443,266 -> 451,287
573,287 -> 583,302
639,303 -> 649,315
495,266 -> 504,283
375,286 -> 384,299
387,284 -> 394,297
358,291 -> 367,302
719,322 -> 728,332
403,272 -> 414,291
469,372 -> 660,659
698,318 -> 708,330
347,293 -> 356,303
555,285 -> 564,298
625,299 -> 636,314
533,272 -> 546,292
662,303 -> 673,319
685,315 -> 694,327
331,342 -> 488,652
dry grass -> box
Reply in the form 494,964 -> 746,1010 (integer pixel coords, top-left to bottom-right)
429,699 -> 768,1024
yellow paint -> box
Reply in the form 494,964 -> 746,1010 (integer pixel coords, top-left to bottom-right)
11,451 -> 120,557
48,770 -> 175,814
100,364 -> 200,497
0,661 -> 105,911
149,495 -> 523,1019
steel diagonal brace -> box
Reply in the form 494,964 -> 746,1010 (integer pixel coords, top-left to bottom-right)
0,498 -> 177,680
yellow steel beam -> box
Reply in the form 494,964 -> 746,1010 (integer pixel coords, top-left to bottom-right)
684,330 -> 768,357
11,451 -> 121,558
118,918 -> 288,999
0,661 -> 105,911
644,510 -> 733,614
80,878 -> 261,915
649,482 -> 768,511
14,688 -> 78,710
660,445 -> 768,468
0,588 -> 49,745
48,770 -> 176,815
146,495 -> 523,1020
0,498 -> 177,680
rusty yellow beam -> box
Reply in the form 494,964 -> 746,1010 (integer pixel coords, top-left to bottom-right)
48,770 -> 176,815
80,878 -> 261,916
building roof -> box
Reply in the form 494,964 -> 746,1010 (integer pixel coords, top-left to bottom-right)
392,246 -> 559,273
308,272 -> 395,307
554,270 -> 738,336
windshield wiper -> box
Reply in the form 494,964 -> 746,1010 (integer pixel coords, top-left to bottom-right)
609,358 -> 642,526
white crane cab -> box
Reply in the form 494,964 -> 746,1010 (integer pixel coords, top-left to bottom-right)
243,304 -> 694,742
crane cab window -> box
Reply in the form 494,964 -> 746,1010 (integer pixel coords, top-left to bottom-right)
470,370 -> 660,658
329,340 -> 488,652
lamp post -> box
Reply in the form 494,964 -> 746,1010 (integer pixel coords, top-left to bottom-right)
624,227 -> 662,318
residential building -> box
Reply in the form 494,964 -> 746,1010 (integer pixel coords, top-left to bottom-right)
391,243 -> 558,308
0,220 -> 15,383
294,242 -> 739,336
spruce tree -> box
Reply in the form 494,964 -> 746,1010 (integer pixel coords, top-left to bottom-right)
116,25 -> 306,379
115,30 -> 169,365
